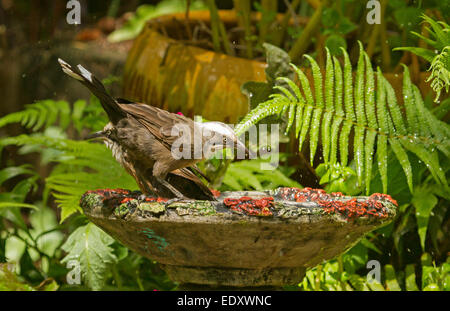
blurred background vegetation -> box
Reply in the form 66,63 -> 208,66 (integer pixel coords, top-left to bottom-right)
0,0 -> 448,290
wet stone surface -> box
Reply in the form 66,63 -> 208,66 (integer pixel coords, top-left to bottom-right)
81,187 -> 397,220
80,187 -> 397,288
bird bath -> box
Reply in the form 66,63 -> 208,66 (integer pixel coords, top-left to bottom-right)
80,187 -> 397,290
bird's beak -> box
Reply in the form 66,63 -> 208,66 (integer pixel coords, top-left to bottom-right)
85,131 -> 105,140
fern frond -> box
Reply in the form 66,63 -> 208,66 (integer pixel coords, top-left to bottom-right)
329,56 -> 344,167
235,99 -> 288,135
0,99 -> 107,135
0,100 -> 72,132
340,48 -> 355,167
304,54 -> 324,165
221,158 -> 301,191
237,43 -> 449,195
426,46 -> 450,102
0,134 -> 137,221
376,69 -> 388,193
395,14 -> 450,102
322,48 -> 335,165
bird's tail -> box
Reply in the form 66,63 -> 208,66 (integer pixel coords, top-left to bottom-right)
58,58 -> 124,123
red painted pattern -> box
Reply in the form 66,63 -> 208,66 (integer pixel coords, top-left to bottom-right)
275,187 -> 397,220
223,196 -> 275,216
83,189 -> 168,208
210,189 -> 221,198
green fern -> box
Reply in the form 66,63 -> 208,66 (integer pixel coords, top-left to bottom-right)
221,158 -> 301,191
236,43 -> 450,195
394,14 -> 450,102
0,98 -> 107,135
0,99 -> 136,222
300,253 -> 450,291
427,46 -> 450,101
0,100 -> 71,132
0,135 -> 137,221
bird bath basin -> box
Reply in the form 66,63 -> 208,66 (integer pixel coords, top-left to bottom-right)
80,187 -> 397,290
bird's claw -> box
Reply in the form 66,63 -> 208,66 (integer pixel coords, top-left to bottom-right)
165,197 -> 191,206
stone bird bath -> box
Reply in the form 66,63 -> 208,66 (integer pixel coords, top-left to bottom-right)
80,187 -> 397,290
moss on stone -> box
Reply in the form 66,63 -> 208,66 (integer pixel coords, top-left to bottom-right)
173,201 -> 216,216
114,203 -> 130,218
138,202 -> 166,215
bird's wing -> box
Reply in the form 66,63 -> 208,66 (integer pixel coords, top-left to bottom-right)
118,101 -> 196,152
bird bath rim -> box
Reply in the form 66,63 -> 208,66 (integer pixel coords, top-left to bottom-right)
79,187 -> 397,288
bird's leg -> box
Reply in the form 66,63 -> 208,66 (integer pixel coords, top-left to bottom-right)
153,161 -> 191,203
156,177 -> 190,201
155,177 -> 194,206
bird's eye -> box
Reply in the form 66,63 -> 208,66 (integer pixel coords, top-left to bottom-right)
223,137 -> 227,143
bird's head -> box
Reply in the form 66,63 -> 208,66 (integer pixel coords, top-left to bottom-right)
199,121 -> 251,159
86,123 -> 118,144
86,123 -> 126,164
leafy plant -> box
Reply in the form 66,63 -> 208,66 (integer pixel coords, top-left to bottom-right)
0,95 -> 177,290
107,0 -> 206,43
0,97 -> 137,222
220,157 -> 301,191
298,249 -> 449,291
0,165 -> 66,288
0,264 -> 58,291
61,223 -> 117,290
394,14 -> 450,102
236,43 -> 449,195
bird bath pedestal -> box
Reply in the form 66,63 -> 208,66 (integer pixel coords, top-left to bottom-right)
80,188 -> 397,290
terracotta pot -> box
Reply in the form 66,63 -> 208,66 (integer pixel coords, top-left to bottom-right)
123,11 -> 308,123
123,11 -> 432,124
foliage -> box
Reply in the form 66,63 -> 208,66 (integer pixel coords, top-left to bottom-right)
0,264 -> 59,291
394,14 -> 450,102
233,41 -> 449,292
292,146 -> 449,291
0,98 -> 137,222
0,94 -> 175,290
220,157 -> 301,191
1,1 -> 449,291
60,223 -> 118,290
107,0 -> 206,43
236,43 -> 449,195
427,46 -> 450,102
297,249 -> 449,291
0,167 -> 66,289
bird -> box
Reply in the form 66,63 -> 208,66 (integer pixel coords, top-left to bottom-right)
58,58 -> 249,200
